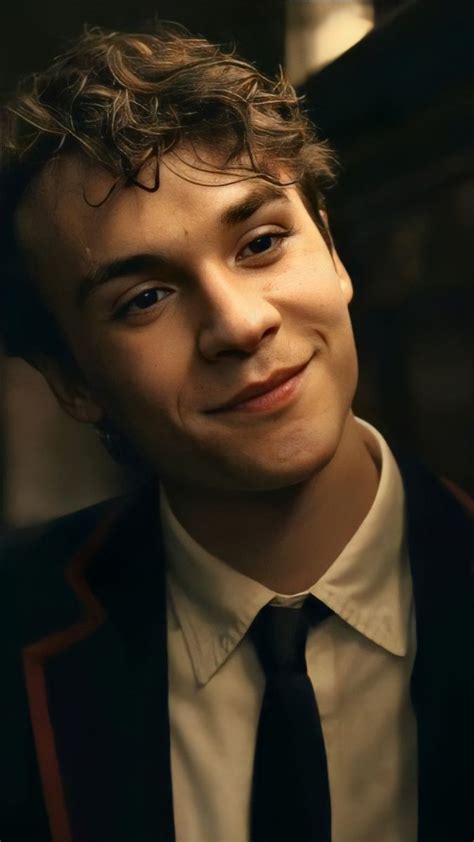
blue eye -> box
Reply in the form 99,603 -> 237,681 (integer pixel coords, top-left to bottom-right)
133,289 -> 161,309
240,230 -> 293,261
247,234 -> 274,255
116,287 -> 170,319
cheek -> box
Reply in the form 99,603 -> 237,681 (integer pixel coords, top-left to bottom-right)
78,330 -> 190,431
272,247 -> 346,307
287,262 -> 357,377
278,265 -> 352,341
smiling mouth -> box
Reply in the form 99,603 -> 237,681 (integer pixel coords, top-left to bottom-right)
205,359 -> 311,415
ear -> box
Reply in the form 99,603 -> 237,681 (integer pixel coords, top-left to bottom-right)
33,354 -> 105,425
319,209 -> 353,304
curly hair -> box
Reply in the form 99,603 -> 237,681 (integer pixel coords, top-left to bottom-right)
0,23 -> 338,361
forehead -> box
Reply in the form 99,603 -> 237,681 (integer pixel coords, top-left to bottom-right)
16,148 -> 300,281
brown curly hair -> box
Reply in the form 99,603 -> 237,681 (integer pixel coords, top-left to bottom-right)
0,23 -> 338,361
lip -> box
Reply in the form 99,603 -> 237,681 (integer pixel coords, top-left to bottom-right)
206,359 -> 311,414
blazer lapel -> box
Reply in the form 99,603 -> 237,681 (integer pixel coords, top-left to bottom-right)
21,484 -> 175,842
399,456 -> 473,842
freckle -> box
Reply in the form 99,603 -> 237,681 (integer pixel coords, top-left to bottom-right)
183,228 -> 189,237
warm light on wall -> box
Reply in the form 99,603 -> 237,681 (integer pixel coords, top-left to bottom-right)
285,0 -> 374,84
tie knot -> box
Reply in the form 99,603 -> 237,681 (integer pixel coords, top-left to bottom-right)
249,594 -> 333,677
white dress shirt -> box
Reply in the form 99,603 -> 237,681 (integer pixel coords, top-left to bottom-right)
160,417 -> 418,842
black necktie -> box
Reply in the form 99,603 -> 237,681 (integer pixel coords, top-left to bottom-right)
249,594 -> 334,842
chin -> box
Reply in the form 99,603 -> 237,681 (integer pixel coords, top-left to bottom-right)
217,433 -> 340,493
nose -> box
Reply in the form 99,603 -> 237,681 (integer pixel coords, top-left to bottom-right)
196,269 -> 282,360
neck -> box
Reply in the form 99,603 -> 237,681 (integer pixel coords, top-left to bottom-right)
163,414 -> 381,594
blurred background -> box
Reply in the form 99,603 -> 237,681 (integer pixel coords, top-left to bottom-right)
1,0 -> 473,527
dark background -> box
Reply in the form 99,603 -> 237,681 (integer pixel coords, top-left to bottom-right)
1,0 -> 473,526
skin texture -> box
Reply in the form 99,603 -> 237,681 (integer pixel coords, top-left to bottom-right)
15,146 -> 380,592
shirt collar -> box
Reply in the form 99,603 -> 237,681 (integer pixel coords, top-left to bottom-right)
160,417 -> 412,686
312,417 -> 412,657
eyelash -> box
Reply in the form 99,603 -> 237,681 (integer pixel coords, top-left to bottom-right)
237,228 -> 294,261
115,227 -> 294,320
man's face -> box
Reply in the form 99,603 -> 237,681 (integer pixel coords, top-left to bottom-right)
16,147 -> 358,494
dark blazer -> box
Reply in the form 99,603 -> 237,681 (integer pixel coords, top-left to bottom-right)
0,454 -> 472,842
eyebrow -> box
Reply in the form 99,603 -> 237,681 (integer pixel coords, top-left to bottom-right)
77,182 -> 290,307
77,253 -> 167,308
220,182 -> 290,227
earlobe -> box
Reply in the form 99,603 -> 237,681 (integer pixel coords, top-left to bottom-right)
33,354 -> 104,425
64,395 -> 104,425
318,210 -> 354,303
338,270 -> 353,304
327,243 -> 354,304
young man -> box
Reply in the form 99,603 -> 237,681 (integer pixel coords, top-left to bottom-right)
0,25 -> 472,842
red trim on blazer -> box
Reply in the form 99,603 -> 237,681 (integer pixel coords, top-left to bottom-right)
442,477 -> 474,517
22,505 -> 121,842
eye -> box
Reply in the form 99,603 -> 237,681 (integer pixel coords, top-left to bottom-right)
131,289 -> 164,310
246,234 -> 275,255
238,230 -> 293,261
116,287 -> 171,318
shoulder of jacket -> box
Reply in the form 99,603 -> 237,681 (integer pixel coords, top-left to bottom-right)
0,495 -> 123,578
